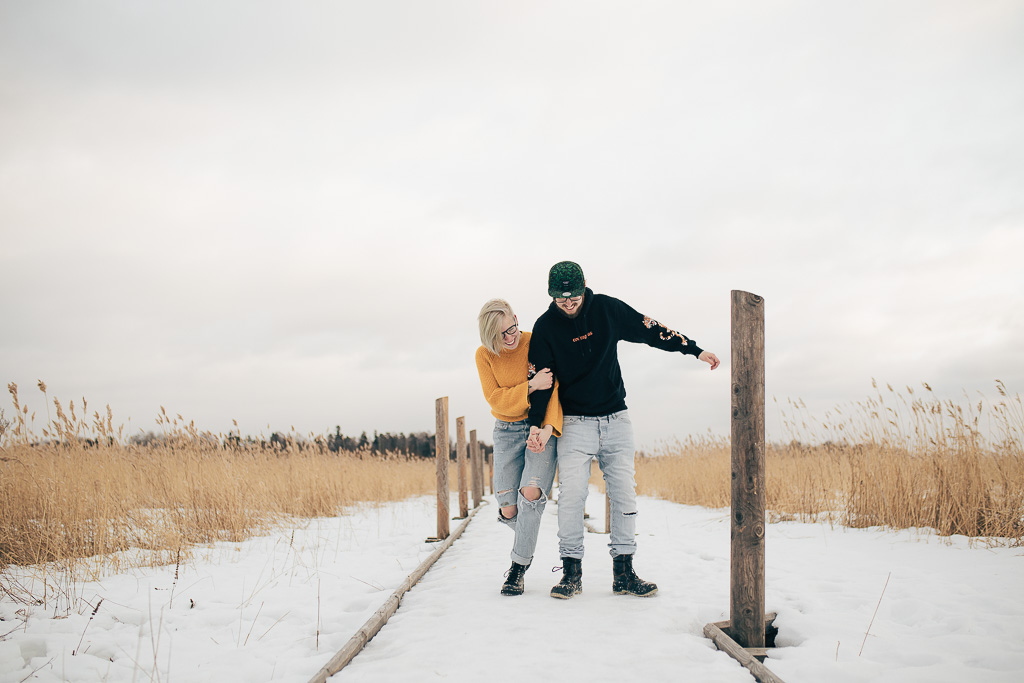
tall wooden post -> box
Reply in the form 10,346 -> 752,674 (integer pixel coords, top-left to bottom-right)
469,429 -> 482,508
730,290 -> 766,649
455,417 -> 468,518
434,397 -> 450,540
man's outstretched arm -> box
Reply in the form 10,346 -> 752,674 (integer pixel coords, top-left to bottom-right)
610,295 -> 720,369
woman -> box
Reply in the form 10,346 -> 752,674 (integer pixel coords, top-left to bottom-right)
475,298 -> 562,596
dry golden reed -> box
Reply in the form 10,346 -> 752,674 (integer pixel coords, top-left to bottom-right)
1,382 -> 438,585
635,380 -> 1024,545
4,377 -> 1022,596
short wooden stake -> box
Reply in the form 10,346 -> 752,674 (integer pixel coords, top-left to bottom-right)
455,416 -> 468,519
433,397 -> 450,541
486,450 -> 493,495
605,491 -> 612,534
469,429 -> 482,508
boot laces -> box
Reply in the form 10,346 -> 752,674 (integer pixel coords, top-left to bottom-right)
506,564 -> 527,579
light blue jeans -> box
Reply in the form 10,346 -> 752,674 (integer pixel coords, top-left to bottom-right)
492,419 -> 558,566
555,410 -> 637,559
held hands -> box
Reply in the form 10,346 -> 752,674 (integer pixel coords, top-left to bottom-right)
527,425 -> 553,453
698,350 -> 721,370
527,367 -> 553,393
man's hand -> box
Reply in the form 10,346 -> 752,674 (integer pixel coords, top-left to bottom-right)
528,367 -> 553,394
527,424 -> 553,453
698,350 -> 720,370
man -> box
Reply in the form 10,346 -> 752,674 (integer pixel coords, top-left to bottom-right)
526,261 -> 720,599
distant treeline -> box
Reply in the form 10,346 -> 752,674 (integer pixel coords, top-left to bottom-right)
128,426 -> 493,460
327,427 -> 494,459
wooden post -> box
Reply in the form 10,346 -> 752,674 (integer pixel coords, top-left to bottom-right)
605,491 -> 612,534
730,290 -> 766,649
434,397 -> 450,541
469,429 -> 482,508
486,450 -> 493,495
455,417 -> 468,518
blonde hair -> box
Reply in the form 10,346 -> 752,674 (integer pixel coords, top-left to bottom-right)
478,299 -> 516,355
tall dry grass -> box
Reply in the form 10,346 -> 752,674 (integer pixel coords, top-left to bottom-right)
1,382 -> 439,596
5,376 -> 1021,603
635,380 -> 1024,545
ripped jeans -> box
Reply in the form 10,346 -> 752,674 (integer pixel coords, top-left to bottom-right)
492,419 -> 557,566
555,410 -> 637,559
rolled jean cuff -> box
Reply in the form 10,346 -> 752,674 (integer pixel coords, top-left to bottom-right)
510,549 -> 533,566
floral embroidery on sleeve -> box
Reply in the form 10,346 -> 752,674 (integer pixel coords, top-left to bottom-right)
642,315 -> 689,343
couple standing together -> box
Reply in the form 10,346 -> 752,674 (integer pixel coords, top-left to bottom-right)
474,261 -> 720,599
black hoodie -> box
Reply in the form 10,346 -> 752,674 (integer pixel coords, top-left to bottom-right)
527,288 -> 703,426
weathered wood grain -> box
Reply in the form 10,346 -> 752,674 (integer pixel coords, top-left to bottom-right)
730,290 -> 766,648
704,613 -> 786,683
469,429 -> 482,509
455,416 -> 468,518
434,397 -> 450,540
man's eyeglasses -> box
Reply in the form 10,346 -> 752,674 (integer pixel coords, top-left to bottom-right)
554,295 -> 583,304
501,317 -> 519,339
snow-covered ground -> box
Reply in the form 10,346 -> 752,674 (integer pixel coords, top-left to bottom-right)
1,491 -> 1022,682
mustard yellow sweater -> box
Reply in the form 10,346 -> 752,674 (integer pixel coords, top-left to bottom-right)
475,331 -> 563,436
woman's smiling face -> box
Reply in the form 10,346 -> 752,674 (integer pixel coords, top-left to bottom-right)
498,314 -> 520,351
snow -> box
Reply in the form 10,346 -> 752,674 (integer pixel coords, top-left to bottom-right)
2,492 -> 1022,682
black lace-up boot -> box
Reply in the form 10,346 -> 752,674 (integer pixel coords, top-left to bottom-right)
612,554 -> 658,597
501,562 -> 529,596
549,557 -> 583,599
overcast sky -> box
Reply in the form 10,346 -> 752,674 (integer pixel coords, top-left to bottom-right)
2,1 -> 1022,448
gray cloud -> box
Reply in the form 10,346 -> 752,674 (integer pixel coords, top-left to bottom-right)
2,1 -> 1022,446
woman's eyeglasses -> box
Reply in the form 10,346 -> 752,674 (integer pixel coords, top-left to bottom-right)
501,317 -> 519,339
